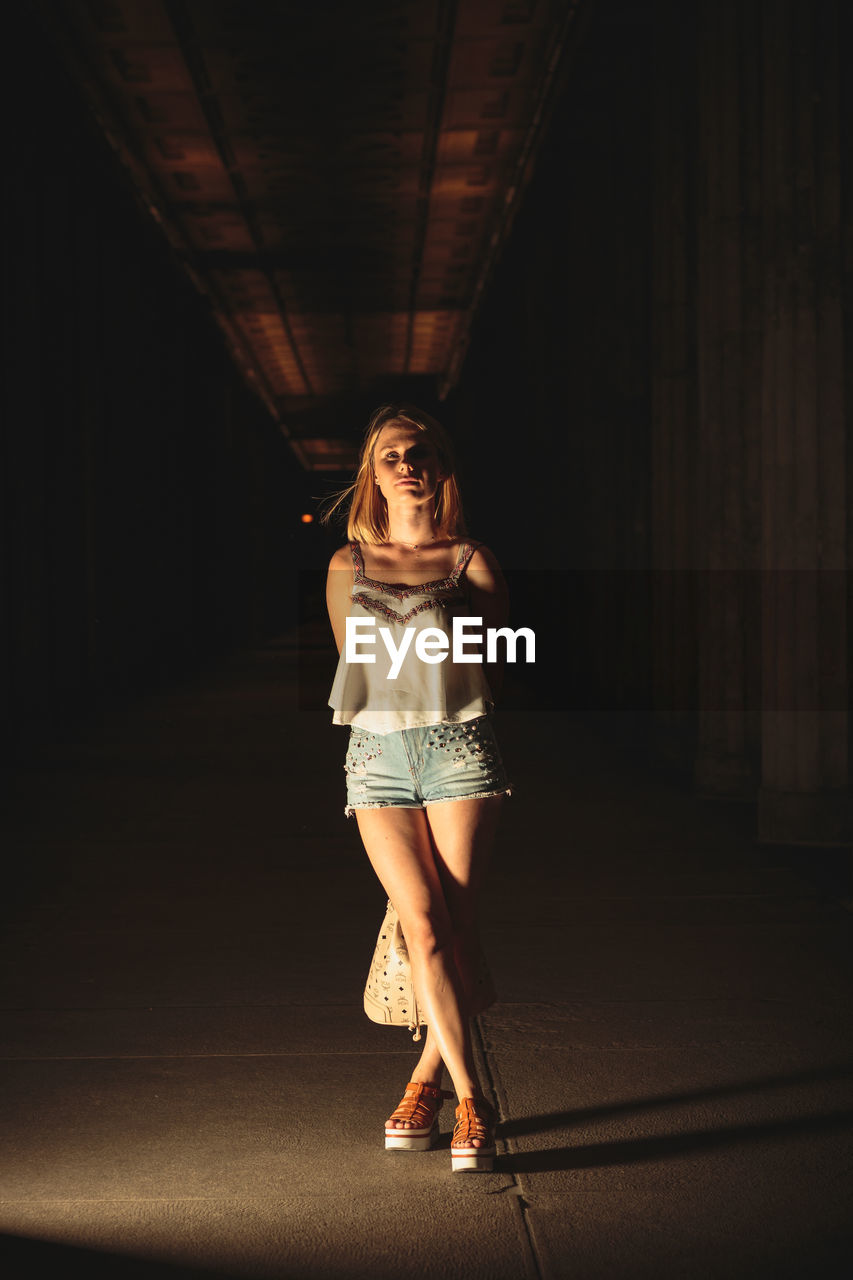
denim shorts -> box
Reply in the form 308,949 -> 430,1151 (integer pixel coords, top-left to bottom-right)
343,714 -> 512,817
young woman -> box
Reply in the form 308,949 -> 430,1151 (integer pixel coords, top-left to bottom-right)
324,403 -> 512,1173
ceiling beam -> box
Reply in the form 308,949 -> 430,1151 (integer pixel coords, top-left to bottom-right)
162,0 -> 315,399
31,0 -> 314,469
439,0 -> 588,398
404,0 -> 457,376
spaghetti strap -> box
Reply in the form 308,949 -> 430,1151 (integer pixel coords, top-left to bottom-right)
349,540 -> 365,579
453,540 -> 481,575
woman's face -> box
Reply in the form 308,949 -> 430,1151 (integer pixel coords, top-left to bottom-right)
372,424 -> 445,504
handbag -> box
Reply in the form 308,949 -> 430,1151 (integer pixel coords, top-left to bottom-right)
364,899 -> 498,1042
364,899 -> 426,1041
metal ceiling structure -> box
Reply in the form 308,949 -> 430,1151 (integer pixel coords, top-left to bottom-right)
36,0 -> 582,469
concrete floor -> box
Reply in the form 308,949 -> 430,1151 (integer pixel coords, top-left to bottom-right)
1,636 -> 852,1279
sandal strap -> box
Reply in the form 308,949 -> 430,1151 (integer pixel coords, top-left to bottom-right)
388,1081 -> 452,1128
452,1096 -> 495,1145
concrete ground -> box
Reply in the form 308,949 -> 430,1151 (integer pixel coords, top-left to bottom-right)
1,635 -> 852,1279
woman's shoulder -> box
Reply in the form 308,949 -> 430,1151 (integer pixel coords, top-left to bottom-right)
449,534 -> 485,554
446,536 -> 492,573
328,543 -> 356,572
463,540 -> 501,571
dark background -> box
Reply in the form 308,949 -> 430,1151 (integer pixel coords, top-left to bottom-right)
1,6 -> 852,1272
3,0 -> 852,852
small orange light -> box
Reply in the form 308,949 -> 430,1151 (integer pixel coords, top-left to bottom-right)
300,513 -> 314,524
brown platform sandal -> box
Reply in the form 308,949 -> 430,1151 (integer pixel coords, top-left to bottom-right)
451,1096 -> 497,1172
385,1081 -> 452,1151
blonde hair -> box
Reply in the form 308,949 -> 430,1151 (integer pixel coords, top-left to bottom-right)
320,404 -> 467,544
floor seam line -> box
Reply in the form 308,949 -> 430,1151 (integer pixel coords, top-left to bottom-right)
473,1014 -> 546,1280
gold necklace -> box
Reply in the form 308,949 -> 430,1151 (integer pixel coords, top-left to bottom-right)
390,534 -> 436,552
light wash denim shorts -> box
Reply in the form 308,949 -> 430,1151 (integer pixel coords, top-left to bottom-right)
343,714 -> 512,817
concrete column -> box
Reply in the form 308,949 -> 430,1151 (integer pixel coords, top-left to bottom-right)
650,0 -> 698,773
758,0 -> 850,844
693,0 -> 763,796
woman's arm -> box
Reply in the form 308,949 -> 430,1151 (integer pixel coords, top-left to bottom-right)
466,545 -> 510,703
326,545 -> 354,655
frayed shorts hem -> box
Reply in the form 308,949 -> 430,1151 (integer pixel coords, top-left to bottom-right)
343,714 -> 510,818
345,785 -> 512,819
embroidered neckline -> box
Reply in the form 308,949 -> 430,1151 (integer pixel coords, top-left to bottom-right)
351,593 -> 449,626
350,540 -> 478,601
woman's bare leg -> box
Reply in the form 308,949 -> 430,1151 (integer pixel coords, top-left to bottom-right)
355,807 -> 481,1104
427,794 -> 502,1005
409,795 -> 503,1086
356,797 -> 503,1142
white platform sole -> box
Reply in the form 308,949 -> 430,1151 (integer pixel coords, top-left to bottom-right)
450,1144 -> 497,1173
384,1120 -> 439,1151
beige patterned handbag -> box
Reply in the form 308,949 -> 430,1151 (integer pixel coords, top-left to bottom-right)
364,899 -> 497,1042
364,899 -> 426,1041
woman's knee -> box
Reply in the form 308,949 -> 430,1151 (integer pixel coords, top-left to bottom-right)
401,906 -> 453,959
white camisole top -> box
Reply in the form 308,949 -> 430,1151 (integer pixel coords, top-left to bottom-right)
328,540 -> 493,734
